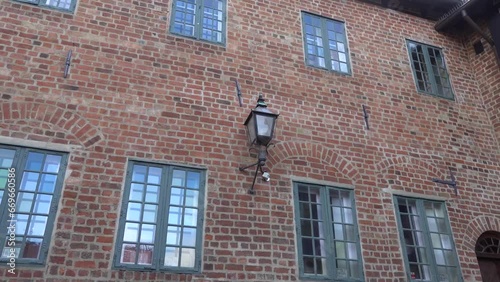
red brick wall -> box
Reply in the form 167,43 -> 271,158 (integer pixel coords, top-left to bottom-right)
465,21 -> 500,144
0,0 -> 498,281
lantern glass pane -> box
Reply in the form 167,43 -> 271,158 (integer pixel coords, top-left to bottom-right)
256,114 -> 274,138
246,114 -> 257,145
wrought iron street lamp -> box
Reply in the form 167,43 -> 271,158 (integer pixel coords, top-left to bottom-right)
239,94 -> 279,194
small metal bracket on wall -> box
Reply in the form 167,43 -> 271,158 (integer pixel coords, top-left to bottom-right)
432,167 -> 458,195
234,79 -> 243,107
362,105 -> 369,130
64,50 -> 72,78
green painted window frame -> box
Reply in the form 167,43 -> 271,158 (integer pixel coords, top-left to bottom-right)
406,40 -> 454,100
0,145 -> 68,265
301,12 -> 352,75
114,161 -> 206,272
13,0 -> 77,13
170,0 -> 227,45
293,182 -> 364,281
394,196 -> 463,281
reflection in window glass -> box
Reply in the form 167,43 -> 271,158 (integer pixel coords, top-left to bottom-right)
117,163 -> 204,271
295,183 -> 362,280
0,147 -> 67,264
302,13 -> 350,74
407,40 -> 453,99
395,197 -> 461,280
171,0 -> 226,44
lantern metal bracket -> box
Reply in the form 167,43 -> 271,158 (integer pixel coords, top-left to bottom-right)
239,145 -> 271,194
432,167 -> 458,195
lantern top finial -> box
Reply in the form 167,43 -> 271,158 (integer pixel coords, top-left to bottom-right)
256,94 -> 267,108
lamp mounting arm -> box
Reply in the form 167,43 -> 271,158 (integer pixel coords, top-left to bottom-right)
239,145 -> 268,194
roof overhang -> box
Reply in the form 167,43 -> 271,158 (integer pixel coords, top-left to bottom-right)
434,0 -> 499,31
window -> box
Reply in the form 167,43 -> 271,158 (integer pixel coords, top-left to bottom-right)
395,197 -> 462,281
114,161 -> 205,272
293,182 -> 363,280
407,40 -> 454,99
301,12 -> 351,74
0,145 -> 68,265
170,0 -> 226,44
14,0 -> 77,12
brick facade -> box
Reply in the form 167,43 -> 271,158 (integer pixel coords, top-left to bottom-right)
0,0 -> 498,281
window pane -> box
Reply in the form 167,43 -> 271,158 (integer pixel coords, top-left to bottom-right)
164,246 -> 180,266
142,204 -> 157,223
129,183 -> 144,201
121,243 -> 137,264
185,190 -> 199,207
2,240 -> 21,259
180,248 -> 195,267
301,220 -> 312,236
17,192 -> 35,213
0,148 -> 15,201
147,167 -> 162,185
172,170 -> 185,186
168,207 -> 182,225
0,149 -> 15,167
132,165 -> 147,182
303,257 -> 315,273
123,223 -> 140,242
186,171 -> 200,189
43,155 -> 61,173
336,241 -> 346,258
28,215 -> 47,236
183,208 -> 198,226
139,224 -> 155,243
167,226 -> 181,245
16,214 -> 29,235
126,203 -> 142,221
182,227 -> 196,247
336,260 -> 348,277
137,245 -> 153,265
21,172 -> 39,191
25,152 -> 44,171
33,194 -> 52,214
22,238 -> 42,259
39,174 -> 57,193
170,188 -> 184,206
145,185 -> 159,203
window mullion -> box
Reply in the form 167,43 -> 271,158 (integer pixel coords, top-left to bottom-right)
195,0 -> 204,40
351,189 -> 362,278
419,200 -> 439,281
423,46 -> 439,95
321,186 -> 334,279
292,183 -> 306,275
394,197 -> 412,281
321,19 -> 332,71
157,166 -> 172,269
15,149 -> 31,260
